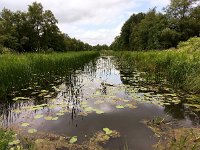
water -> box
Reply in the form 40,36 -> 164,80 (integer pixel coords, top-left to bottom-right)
0,56 -> 199,149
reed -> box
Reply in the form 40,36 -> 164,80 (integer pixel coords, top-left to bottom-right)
113,37 -> 200,94
0,51 -> 99,101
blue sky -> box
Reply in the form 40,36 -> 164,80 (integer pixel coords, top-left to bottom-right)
0,0 -> 170,45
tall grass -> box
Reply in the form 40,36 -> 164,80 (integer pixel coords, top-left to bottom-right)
0,51 -> 99,101
113,37 -> 200,94
0,129 -> 14,150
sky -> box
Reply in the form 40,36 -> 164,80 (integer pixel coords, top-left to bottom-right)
0,0 -> 170,46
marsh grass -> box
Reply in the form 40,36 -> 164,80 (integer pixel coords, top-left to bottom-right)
0,51 -> 99,101
113,37 -> 200,94
0,129 -> 15,150
154,128 -> 200,150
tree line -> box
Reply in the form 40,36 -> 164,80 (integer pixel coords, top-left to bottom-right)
0,2 -> 109,53
110,0 -> 200,51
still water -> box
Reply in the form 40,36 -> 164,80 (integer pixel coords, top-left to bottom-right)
0,56 -> 199,149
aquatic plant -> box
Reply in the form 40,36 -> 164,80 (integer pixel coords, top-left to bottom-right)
0,51 -> 99,101
113,37 -> 200,94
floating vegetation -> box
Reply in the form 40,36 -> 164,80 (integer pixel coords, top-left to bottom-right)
125,104 -> 137,109
8,140 -> 20,146
116,105 -> 125,109
103,128 -> 113,135
34,114 -> 44,119
95,110 -> 104,114
44,116 -> 53,121
56,112 -> 64,116
21,123 -> 30,127
91,130 -> 120,144
69,136 -> 78,144
52,117 -> 59,121
28,129 -> 37,134
2,54 -> 200,150
12,97 -> 30,101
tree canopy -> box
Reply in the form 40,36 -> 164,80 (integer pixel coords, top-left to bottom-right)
0,2 -> 103,53
111,0 -> 200,51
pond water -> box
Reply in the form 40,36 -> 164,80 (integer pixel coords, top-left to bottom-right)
0,56 -> 199,150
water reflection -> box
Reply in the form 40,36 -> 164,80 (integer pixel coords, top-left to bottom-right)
0,56 -> 199,149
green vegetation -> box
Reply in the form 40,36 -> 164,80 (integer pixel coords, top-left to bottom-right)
0,129 -> 15,150
0,51 -> 99,101
113,37 -> 200,93
0,2 -> 108,53
111,0 -> 200,51
146,117 -> 200,150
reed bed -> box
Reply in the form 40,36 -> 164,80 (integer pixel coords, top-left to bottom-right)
113,37 -> 200,93
0,51 -> 99,101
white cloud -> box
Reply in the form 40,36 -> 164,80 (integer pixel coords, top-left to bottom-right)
0,0 -> 170,45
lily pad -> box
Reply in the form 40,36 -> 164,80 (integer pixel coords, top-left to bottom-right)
56,112 -> 64,116
8,140 -> 20,145
103,128 -> 113,135
95,110 -> 104,114
44,95 -> 51,98
13,97 -> 29,101
28,129 -> 37,134
41,90 -> 48,93
52,117 -> 59,120
34,114 -> 43,119
84,107 -> 94,112
21,123 -> 30,127
116,105 -> 125,109
125,104 -> 137,109
69,136 -> 77,144
44,116 -> 53,120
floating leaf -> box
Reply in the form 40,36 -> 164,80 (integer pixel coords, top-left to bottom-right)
21,123 -> 30,127
41,90 -> 48,93
116,105 -> 125,109
103,128 -> 113,135
44,95 -> 51,98
69,136 -> 77,144
44,116 -> 53,120
34,114 -> 43,119
84,107 -> 94,112
38,93 -> 47,97
52,117 -> 58,120
8,140 -> 20,146
56,112 -> 64,116
125,104 -> 137,109
123,100 -> 129,103
95,110 -> 104,114
13,97 -> 29,101
28,129 -> 37,134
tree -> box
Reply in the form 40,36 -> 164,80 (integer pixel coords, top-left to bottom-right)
165,0 -> 199,40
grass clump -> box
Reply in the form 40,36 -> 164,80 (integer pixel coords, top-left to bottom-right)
0,51 -> 99,101
113,37 -> 200,94
155,128 -> 200,150
0,129 -> 15,150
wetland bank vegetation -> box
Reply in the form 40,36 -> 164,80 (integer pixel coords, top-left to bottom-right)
0,0 -> 200,150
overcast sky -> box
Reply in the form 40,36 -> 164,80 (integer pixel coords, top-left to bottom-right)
0,0 -> 170,45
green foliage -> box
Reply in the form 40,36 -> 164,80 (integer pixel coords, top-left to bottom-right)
0,2 -> 98,52
111,0 -> 200,51
0,51 -> 99,100
0,129 -> 14,150
113,37 -> 200,93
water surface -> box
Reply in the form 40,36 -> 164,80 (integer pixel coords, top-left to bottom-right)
1,56 -> 199,149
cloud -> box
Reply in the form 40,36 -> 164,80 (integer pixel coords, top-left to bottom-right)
0,0 -> 170,45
